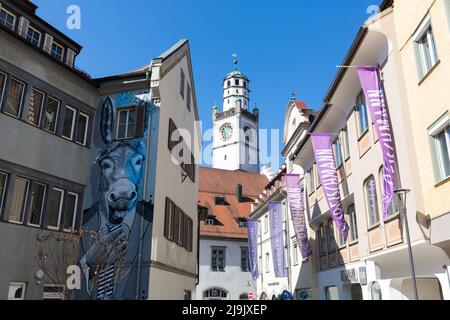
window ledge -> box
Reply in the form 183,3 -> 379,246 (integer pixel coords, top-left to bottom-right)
435,175 -> 450,188
384,213 -> 400,223
367,223 -> 381,232
357,128 -> 370,142
418,60 -> 441,86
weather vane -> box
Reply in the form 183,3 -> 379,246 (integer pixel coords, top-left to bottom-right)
291,88 -> 296,100
232,53 -> 238,70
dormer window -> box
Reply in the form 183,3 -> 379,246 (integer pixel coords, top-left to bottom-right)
215,196 -> 227,205
26,26 -> 41,46
238,219 -> 247,228
51,42 -> 64,62
0,8 -> 16,30
205,218 -> 215,226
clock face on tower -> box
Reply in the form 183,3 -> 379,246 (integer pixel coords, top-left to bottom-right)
220,123 -> 233,141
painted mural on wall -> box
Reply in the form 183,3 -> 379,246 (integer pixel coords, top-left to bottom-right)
76,92 -> 153,300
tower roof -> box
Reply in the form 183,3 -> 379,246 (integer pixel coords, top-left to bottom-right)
224,70 -> 249,81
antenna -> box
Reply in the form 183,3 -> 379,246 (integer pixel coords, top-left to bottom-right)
291,88 -> 296,100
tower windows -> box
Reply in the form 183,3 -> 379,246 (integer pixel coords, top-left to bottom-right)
235,79 -> 239,86
227,80 -> 231,87
243,81 -> 247,88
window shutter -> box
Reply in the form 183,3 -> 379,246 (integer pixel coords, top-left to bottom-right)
168,118 -> 177,151
66,48 -> 75,67
164,197 -> 170,239
428,135 -> 441,183
43,33 -> 53,53
186,83 -> 191,111
173,207 -> 179,244
18,17 -> 29,38
178,210 -> 185,246
183,214 -> 188,250
134,104 -> 146,137
414,43 -> 425,80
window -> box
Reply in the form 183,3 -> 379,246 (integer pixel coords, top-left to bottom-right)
117,108 -> 135,139
42,284 -> 65,300
241,247 -> 249,272
243,81 -> 247,88
265,253 -> 270,273
428,114 -> 450,182
414,14 -> 439,78
26,26 -> 41,46
27,89 -> 44,126
180,69 -> 185,99
337,220 -> 346,247
370,282 -> 382,300
333,138 -> 343,167
235,79 -> 239,86
379,167 -> 399,216
325,286 -> 339,300
186,83 -> 191,111
184,290 -> 192,300
47,188 -> 64,229
42,96 -> 60,133
62,192 -> 78,230
238,219 -> 247,228
343,128 -> 350,159
75,112 -> 89,145
348,204 -> 358,243
318,224 -> 326,255
364,176 -> 380,227
51,42 -> 64,62
203,288 -> 227,300
8,282 -> 26,300
327,219 -> 337,252
227,80 -> 230,87
4,78 -> 25,117
164,197 -> 192,251
205,218 -> 215,226
239,293 -> 249,300
28,182 -> 46,227
313,163 -> 320,188
0,72 -> 6,106
9,177 -> 29,223
0,8 -> 16,30
62,106 -> 76,140
264,215 -> 269,233
356,91 -> 369,136
211,247 -> 226,272
292,240 -> 299,265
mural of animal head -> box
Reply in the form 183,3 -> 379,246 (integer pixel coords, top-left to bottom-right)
98,97 -> 146,225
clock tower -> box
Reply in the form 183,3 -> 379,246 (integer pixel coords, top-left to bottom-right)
212,58 -> 260,172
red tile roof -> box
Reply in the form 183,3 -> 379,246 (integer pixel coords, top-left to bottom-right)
199,167 -> 268,239
294,100 -> 308,110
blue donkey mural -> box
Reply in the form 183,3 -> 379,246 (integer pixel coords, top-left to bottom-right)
78,95 -> 152,300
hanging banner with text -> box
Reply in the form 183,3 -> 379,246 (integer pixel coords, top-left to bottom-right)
284,174 -> 312,259
357,66 -> 397,221
269,201 -> 287,278
311,133 -> 349,241
247,219 -> 259,281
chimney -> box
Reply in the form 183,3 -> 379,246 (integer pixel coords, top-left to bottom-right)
235,184 -> 243,203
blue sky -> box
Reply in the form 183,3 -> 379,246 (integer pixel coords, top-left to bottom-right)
33,0 -> 382,170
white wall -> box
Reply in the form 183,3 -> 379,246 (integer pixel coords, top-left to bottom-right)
195,238 -> 255,300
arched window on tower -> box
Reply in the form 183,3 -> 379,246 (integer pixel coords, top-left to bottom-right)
227,80 -> 231,87
243,81 -> 247,88
235,79 -> 239,86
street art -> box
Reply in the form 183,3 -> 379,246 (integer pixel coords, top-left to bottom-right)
77,94 -> 153,300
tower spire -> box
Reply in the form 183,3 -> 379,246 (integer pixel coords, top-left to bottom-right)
232,53 -> 238,71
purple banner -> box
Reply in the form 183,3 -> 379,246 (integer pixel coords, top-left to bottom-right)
247,219 -> 259,281
311,133 -> 349,241
269,201 -> 287,278
284,174 -> 312,259
357,66 -> 397,221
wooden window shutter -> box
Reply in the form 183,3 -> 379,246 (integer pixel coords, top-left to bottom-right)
135,105 -> 146,137
168,118 -> 177,151
66,48 -> 75,68
173,206 -> 180,244
164,197 -> 170,239
178,210 -> 185,246
43,33 -> 53,53
18,17 -> 29,38
187,217 -> 193,252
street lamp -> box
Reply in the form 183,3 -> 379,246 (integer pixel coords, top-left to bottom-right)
394,188 -> 419,300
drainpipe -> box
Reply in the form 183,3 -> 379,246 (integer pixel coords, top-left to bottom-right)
136,65 -> 154,300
